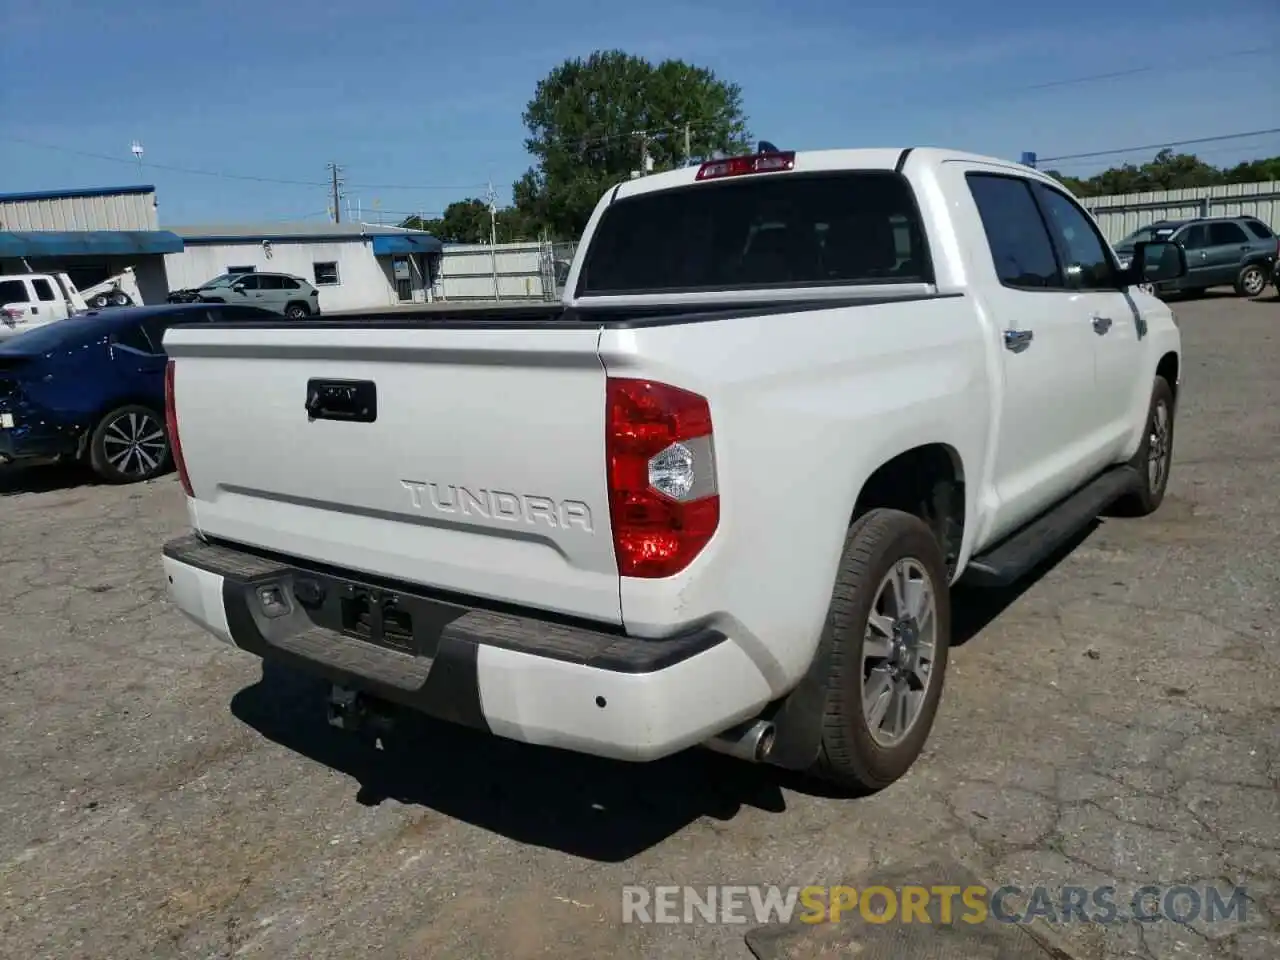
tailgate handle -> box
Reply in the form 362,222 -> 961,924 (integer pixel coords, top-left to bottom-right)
306,379 -> 377,423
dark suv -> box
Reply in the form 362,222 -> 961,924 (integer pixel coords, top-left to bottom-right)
1113,216 -> 1277,298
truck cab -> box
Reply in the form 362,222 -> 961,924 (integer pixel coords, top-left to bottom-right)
0,272 -> 89,339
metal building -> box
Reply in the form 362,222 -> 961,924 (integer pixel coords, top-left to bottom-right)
0,185 -> 184,304
163,223 -> 443,312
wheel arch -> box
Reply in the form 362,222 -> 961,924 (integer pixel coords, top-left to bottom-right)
850,442 -> 967,576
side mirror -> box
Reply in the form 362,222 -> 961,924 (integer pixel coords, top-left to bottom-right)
231,284 -> 245,293
1127,240 -> 1186,286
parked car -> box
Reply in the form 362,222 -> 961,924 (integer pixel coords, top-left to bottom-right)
161,145 -> 1185,794
1112,216 -> 1277,298
0,303 -> 276,483
0,272 -> 89,339
192,271 -> 321,318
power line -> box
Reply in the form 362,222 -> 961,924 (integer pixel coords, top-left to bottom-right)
1041,128 -> 1280,164
0,135 -> 487,192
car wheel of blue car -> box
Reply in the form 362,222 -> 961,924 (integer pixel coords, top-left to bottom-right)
89,405 -> 171,484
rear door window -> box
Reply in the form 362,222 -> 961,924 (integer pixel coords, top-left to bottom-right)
965,174 -> 1062,289
576,171 -> 931,295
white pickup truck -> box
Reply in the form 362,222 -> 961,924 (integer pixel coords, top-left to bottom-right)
0,272 -> 88,339
161,146 -> 1187,792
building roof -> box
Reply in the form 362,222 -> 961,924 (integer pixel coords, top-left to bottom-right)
170,222 -> 428,240
0,230 -> 184,259
166,221 -> 442,254
0,185 -> 156,203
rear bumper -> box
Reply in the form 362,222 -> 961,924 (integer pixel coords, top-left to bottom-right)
162,535 -> 771,761
0,422 -> 79,464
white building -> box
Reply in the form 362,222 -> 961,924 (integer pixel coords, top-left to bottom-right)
0,185 -> 182,303
163,222 -> 443,312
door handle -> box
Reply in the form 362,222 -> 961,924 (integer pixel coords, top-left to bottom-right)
1003,329 -> 1033,352
1092,315 -> 1113,335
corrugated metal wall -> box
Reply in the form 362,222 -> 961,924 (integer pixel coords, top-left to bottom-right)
436,240 -> 576,301
1084,180 -> 1280,244
0,191 -> 159,231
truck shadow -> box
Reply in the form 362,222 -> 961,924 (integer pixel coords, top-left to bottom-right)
0,463 -> 92,496
231,664 -> 788,862
229,519 -> 1102,861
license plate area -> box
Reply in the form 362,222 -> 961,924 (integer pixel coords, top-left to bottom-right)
288,570 -> 466,658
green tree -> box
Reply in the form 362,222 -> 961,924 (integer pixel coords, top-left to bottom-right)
1047,149 -> 1280,198
512,50 -> 751,239
399,199 -> 538,244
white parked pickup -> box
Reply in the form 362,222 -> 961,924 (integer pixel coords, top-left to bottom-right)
160,146 -> 1187,792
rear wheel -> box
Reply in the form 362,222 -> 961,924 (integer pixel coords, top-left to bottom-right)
810,509 -> 951,793
88,404 -> 170,483
1235,264 -> 1267,298
285,302 -> 310,319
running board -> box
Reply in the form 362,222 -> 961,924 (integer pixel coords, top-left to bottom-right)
961,466 -> 1142,588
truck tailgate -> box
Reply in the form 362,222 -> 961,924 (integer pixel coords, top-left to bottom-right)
164,323 -> 621,624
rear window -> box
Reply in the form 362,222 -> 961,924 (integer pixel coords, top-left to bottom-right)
1243,219 -> 1274,240
577,171 -> 931,296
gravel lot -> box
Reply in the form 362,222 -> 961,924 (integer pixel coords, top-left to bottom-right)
1,293 -> 1277,960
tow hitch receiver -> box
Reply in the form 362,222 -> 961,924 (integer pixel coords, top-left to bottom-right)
326,684 -> 396,735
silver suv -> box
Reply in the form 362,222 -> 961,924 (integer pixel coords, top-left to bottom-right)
196,272 -> 321,318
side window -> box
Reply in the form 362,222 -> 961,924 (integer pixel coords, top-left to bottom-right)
111,323 -> 156,355
1208,222 -> 1249,246
1180,225 -> 1210,250
258,275 -> 285,290
281,277 -> 300,290
32,278 -> 57,302
965,174 -> 1062,289
1032,184 -> 1117,291
1243,219 -> 1274,240
313,261 -> 340,286
237,275 -> 261,290
0,279 -> 28,303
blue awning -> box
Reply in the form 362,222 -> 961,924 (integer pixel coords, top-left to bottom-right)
371,233 -> 443,256
0,230 -> 185,259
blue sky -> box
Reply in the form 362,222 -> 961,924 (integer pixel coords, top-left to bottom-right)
3,0 -> 1278,225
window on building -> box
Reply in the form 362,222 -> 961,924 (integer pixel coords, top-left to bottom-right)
313,262 -> 340,286
227,265 -> 257,274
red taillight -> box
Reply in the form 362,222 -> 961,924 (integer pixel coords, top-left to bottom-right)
164,359 -> 193,496
606,378 -> 719,579
695,151 -> 795,181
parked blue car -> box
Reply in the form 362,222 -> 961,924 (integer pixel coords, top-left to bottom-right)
0,303 -> 274,483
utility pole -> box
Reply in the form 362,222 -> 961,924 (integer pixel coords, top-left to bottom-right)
327,163 -> 344,223
485,180 -> 501,301
684,123 -> 691,166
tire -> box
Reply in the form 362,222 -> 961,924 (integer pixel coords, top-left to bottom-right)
89,293 -> 111,309
285,302 -> 310,319
1112,376 -> 1175,517
810,508 -> 952,793
1235,264 -> 1268,298
88,404 -> 171,484
110,290 -> 133,307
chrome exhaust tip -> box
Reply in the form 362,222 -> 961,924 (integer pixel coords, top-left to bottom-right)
702,719 -> 776,764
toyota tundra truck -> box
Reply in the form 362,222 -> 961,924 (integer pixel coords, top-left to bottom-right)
160,146 -> 1187,792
